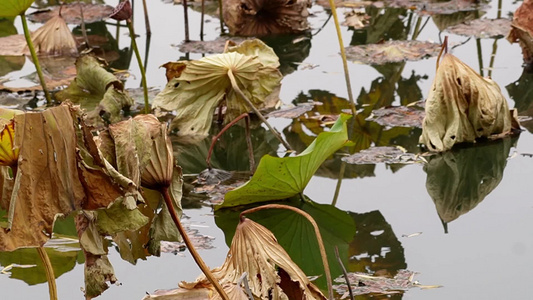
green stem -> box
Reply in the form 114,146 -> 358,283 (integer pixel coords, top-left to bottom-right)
20,13 -> 51,104
127,19 -> 150,113
161,187 -> 229,300
37,247 -> 58,300
331,160 -> 345,206
476,38 -> 484,77
327,2 -> 356,116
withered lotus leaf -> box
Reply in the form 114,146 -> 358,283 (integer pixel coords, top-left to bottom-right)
29,14 -> 78,56
419,54 -> 519,152
223,0 -> 311,36
507,0 -> 533,65
180,218 -> 326,300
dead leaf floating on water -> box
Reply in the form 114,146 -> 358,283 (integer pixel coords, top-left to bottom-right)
507,0 -> 533,65
27,3 -> 115,24
446,18 -> 512,39
345,40 -> 441,65
223,0 -> 311,36
367,105 -> 425,128
342,146 -> 425,165
419,54 -> 520,152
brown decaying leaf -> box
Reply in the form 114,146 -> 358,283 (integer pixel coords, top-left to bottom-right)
29,14 -> 78,56
342,146 -> 425,165
419,54 -> 519,152
345,40 -> 441,65
446,18 -> 511,39
223,0 -> 311,36
27,3 -> 115,24
178,37 -> 249,54
342,10 -> 369,29
266,103 -> 314,119
507,0 -> 533,65
367,106 -> 425,128
179,218 -> 326,300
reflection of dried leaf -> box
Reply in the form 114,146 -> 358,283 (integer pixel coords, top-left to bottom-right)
507,0 -> 533,65
419,54 -> 519,152
345,40 -> 441,65
27,3 -> 114,24
180,218 -> 326,299
446,18 -> 511,39
342,146 -> 425,165
367,106 -> 424,128
223,0 -> 311,36
30,14 -> 78,56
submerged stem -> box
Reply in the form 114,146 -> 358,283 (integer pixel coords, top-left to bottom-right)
20,13 -> 51,104
241,204 -> 334,300
161,187 -> 229,300
126,19 -> 150,113
226,69 -> 293,152
37,247 -> 58,300
327,1 -> 356,116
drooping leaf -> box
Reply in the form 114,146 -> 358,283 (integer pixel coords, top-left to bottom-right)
507,0 -> 533,65
30,14 -> 78,56
219,114 -> 352,208
95,198 -> 149,235
0,0 -> 34,17
152,39 -> 282,137
419,54 -> 519,152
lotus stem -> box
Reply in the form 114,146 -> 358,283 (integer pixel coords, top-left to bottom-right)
142,0 -> 151,35
37,247 -> 58,300
200,0 -> 205,41
77,1 -> 90,48
183,0 -> 190,42
20,13 -> 51,104
244,115 -> 255,173
161,187 -> 229,300
488,39 -> 498,78
126,19 -> 150,114
218,0 -> 224,34
334,246 -> 353,300
241,204 -> 334,300
327,0 -> 356,116
227,69 -> 293,152
331,160 -> 345,206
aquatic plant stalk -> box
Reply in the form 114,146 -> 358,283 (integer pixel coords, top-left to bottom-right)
327,0 -> 356,116
20,13 -> 51,104
77,1 -> 90,48
334,246 -> 354,300
241,204 -> 334,300
37,247 -> 58,300
142,0 -> 151,35
331,161 -> 345,206
218,0 -> 224,34
161,187 -> 229,300
183,0 -> 190,41
227,69 -> 293,152
200,0 -> 205,41
244,115 -> 255,173
206,112 -> 249,169
126,19 -> 150,113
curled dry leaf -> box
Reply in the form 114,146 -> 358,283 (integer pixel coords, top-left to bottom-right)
419,54 -> 519,152
446,18 -> 511,39
30,14 -> 78,56
27,3 -> 115,24
507,0 -> 533,65
223,0 -> 311,36
152,39 -> 282,137
179,218 -> 326,300
345,40 -> 441,65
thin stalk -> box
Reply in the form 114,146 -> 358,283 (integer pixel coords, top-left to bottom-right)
142,0 -> 151,35
227,69 -> 293,152
244,115 -> 255,173
37,247 -> 58,300
161,187 -> 229,300
411,15 -> 421,40
488,39 -> 498,78
200,0 -> 205,41
77,1 -> 90,48
206,113 -> 249,169
218,0 -> 224,34
20,13 -> 51,104
331,160 -> 345,206
334,246 -> 353,300
126,19 -> 150,113
115,20 -> 121,43
326,2 -> 356,116
183,0 -> 190,42
241,204 -> 334,300
476,38 -> 484,77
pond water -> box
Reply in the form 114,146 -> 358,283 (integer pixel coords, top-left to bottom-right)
0,0 -> 532,299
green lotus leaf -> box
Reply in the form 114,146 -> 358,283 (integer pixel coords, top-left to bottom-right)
0,0 -> 34,17
152,39 -> 282,137
218,114 -> 352,208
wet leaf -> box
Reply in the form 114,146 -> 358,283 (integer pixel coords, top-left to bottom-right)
266,103 -> 314,119
446,18 -> 511,39
342,146 -> 425,165
0,0 -> 34,17
181,217 -> 326,299
27,3 -> 114,24
419,54 -> 519,152
223,0 -> 311,36
152,39 -> 282,137
219,114 -> 352,208
507,0 -> 533,65
177,36 -> 249,54
0,33 -> 28,56
345,40 -> 441,65
367,105 -> 425,128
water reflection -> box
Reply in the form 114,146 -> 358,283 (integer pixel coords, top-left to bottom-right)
506,69 -> 533,133
424,137 -> 517,233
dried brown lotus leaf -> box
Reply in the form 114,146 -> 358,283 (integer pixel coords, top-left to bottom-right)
507,0 -> 533,64
29,14 -> 78,56
419,54 -> 518,152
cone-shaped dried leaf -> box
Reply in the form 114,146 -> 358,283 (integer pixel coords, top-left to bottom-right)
507,0 -> 533,64
152,39 -> 282,137
419,54 -> 518,152
109,0 -> 132,21
223,0 -> 311,36
141,122 -> 174,189
180,218 -> 326,300
29,14 -> 78,56
0,0 -> 34,17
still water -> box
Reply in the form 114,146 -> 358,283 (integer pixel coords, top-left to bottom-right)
0,0 -> 532,299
